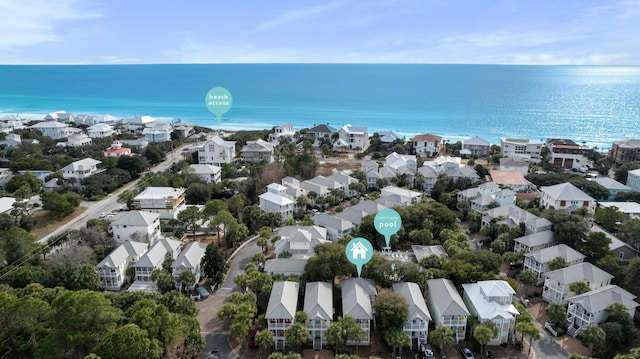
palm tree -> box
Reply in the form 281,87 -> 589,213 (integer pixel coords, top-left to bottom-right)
474,322 -> 498,357
519,269 -> 538,297
256,329 -> 274,356
429,326 -> 454,353
383,328 -> 411,358
525,323 -> 542,357
546,303 -> 567,328
285,322 -> 308,352
581,325 -> 606,358
177,270 -> 196,294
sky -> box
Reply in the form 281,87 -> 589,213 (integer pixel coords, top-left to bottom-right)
0,0 -> 639,65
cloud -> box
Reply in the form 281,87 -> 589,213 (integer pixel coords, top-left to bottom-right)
253,2 -> 343,32
0,0 -> 101,51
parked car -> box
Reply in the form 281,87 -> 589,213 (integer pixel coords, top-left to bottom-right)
459,345 -> 475,359
420,344 -> 435,359
196,286 -> 209,299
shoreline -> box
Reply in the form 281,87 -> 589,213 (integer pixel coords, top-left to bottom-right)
0,110 -> 615,151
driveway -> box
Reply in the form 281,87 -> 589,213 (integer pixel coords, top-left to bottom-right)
198,236 -> 260,358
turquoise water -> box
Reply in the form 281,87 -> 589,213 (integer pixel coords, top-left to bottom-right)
1,64 -> 639,149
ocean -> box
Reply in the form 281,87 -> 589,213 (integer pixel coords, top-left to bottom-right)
1,64 -> 640,150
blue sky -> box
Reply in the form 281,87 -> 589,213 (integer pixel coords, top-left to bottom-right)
1,0 -> 639,65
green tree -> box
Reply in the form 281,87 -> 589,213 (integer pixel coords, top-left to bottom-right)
185,182 -> 211,204
581,324 -> 606,358
285,322 -> 308,351
177,270 -> 196,294
41,191 -> 77,219
615,162 -> 640,184
373,291 -> 408,331
548,256 -> 569,271
546,303 -> 568,327
519,269 -> 538,297
474,322 -> 498,357
151,269 -> 176,294
93,323 -> 161,359
256,329 -> 275,355
524,322 -> 542,357
177,205 -> 202,239
624,257 -> 640,297
583,231 -> 612,262
595,206 -> 627,232
201,243 -> 228,287
429,325 -> 455,353
383,328 -> 411,358
569,281 -> 591,296
118,155 -> 148,178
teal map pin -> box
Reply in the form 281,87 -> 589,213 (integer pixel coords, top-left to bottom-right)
374,208 -> 402,247
205,87 -> 233,128
346,237 -> 373,277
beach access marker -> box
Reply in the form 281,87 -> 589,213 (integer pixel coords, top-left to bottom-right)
204,87 -> 233,129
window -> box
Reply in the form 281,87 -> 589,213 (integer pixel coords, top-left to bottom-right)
619,251 -> 624,258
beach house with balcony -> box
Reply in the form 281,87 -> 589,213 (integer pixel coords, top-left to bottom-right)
29,120 -> 75,139
393,282 -> 432,349
523,244 -> 586,285
341,278 -> 377,345
197,135 -> 236,166
121,115 -> 157,135
241,139 -> 275,163
426,278 -> 470,343
131,187 -> 186,220
566,285 -> 639,337
111,210 -> 162,245
545,138 -> 591,170
462,136 -> 490,157
539,182 -> 596,212
412,134 -> 442,156
259,188 -> 294,221
188,164 -> 222,184
304,282 -> 333,350
171,241 -> 207,291
500,138 -> 543,163
334,124 -> 369,151
61,158 -> 104,182
542,262 -> 614,305
610,139 -> 640,166
457,182 -> 516,213
268,123 -> 296,143
462,280 -> 519,345
62,133 -> 92,147
266,281 -> 300,350
87,123 -> 115,138
481,205 -> 553,234
133,237 -> 181,283
378,185 -> 422,207
307,124 -> 336,143
96,240 -> 148,291
311,213 -> 355,241
513,230 -> 557,253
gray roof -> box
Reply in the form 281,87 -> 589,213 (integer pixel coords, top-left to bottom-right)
312,213 -> 355,232
568,284 -> 638,313
304,282 -> 333,321
61,158 -> 101,172
342,278 -> 377,320
426,279 -> 470,317
264,258 -> 308,276
544,262 -> 614,285
541,182 -> 595,202
524,244 -> 586,264
590,177 -> 632,191
464,137 -> 490,146
393,282 -> 432,322
514,230 -> 556,248
265,281 -> 300,319
97,241 -> 148,269
189,164 -> 221,175
113,210 -> 159,226
135,238 -> 181,268
411,245 -> 449,262
171,241 -> 207,270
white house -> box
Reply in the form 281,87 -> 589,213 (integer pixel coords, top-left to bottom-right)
131,187 -> 187,220
95,241 -> 148,291
599,202 -> 640,220
462,280 -> 519,345
189,164 -> 222,184
566,285 -> 639,337
542,262 -> 614,305
393,282 -> 431,349
412,134 -> 442,156
87,123 -> 116,138
457,182 -> 516,213
197,135 -> 236,166
426,278 -> 470,343
62,133 -> 92,147
171,120 -> 194,138
304,282 -> 333,350
513,230 -> 557,253
111,210 -> 162,245
29,121 -> 74,139
104,139 -> 133,157
266,281 -> 300,350
539,182 -> 596,212
263,258 -> 308,277
500,138 -> 543,163
274,225 -> 328,258
268,123 -> 296,143
44,110 -> 74,122
307,124 -> 336,143
334,124 -> 369,151
61,158 -> 104,181
259,191 -> 294,221
545,139 -> 590,170
133,237 -> 181,283
171,241 -> 207,291
312,213 -> 355,241
121,115 -> 157,134
523,244 -> 586,285
481,205 -> 553,235
463,137 -> 491,157
341,278 -> 377,345
378,185 -> 422,207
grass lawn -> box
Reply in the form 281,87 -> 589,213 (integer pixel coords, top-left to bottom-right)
30,206 -> 87,240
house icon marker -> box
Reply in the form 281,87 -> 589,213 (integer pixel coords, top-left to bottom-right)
350,241 -> 369,260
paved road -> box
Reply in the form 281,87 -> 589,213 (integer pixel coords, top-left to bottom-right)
37,143 -> 189,244
199,237 -> 260,359
529,320 -> 570,359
